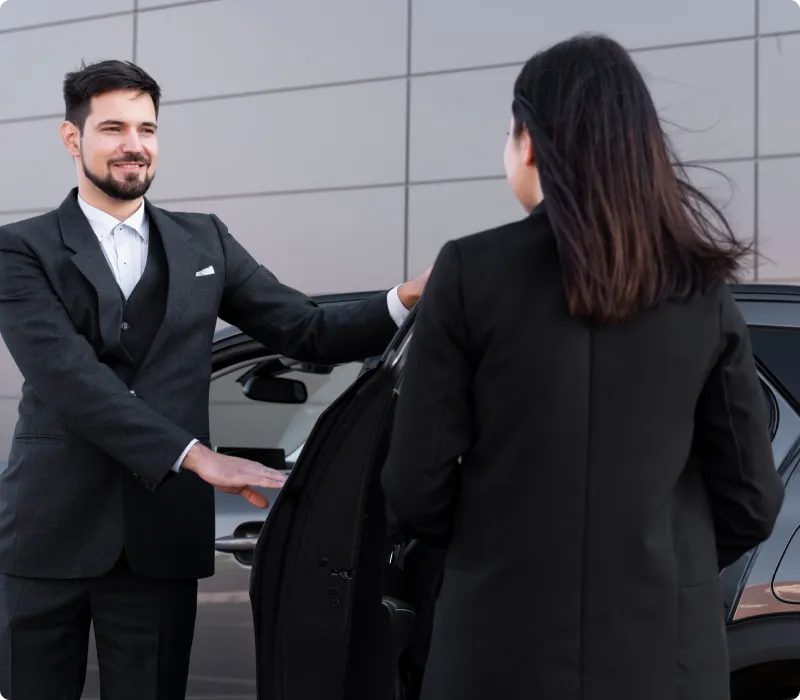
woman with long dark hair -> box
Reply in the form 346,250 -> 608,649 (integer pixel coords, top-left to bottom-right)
381,34 -> 784,700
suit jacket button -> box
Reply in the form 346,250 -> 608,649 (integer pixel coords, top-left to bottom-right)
121,322 -> 130,330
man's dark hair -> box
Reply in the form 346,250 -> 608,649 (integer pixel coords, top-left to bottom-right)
63,59 -> 161,133
511,33 -> 751,325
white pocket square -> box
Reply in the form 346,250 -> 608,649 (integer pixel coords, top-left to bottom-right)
196,266 -> 215,277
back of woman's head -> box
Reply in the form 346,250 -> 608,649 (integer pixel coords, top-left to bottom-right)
509,34 -> 750,324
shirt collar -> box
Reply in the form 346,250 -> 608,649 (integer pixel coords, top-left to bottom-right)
77,195 -> 149,243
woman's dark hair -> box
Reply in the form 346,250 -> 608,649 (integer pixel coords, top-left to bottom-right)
511,34 -> 751,324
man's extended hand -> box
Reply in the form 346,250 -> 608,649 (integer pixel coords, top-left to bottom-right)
397,266 -> 432,310
180,443 -> 287,508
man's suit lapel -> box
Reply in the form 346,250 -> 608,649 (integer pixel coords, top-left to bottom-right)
135,200 -> 198,375
58,190 -> 126,354
59,190 -> 200,373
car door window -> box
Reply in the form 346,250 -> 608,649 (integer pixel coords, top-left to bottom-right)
209,358 -> 363,470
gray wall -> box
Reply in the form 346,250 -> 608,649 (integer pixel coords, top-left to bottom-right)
0,0 -> 798,455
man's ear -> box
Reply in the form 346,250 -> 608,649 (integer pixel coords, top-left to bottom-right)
60,121 -> 81,159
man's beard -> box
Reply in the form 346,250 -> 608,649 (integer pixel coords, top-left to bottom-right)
81,153 -> 155,201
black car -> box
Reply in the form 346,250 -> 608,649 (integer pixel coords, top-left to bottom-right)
79,284 -> 800,700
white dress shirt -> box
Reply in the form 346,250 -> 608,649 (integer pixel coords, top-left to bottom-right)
77,195 -> 410,473
77,196 -> 149,300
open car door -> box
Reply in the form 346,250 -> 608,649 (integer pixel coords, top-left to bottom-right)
250,308 -> 429,700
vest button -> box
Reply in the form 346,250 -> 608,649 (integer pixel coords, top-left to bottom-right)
121,321 -> 130,330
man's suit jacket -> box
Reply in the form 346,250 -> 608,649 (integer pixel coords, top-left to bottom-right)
0,188 -> 398,580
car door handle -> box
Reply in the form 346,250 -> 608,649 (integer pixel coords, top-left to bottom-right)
214,535 -> 258,553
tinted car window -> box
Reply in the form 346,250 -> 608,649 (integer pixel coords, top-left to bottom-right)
748,326 -> 800,410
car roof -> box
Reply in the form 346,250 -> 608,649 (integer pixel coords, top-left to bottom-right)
731,283 -> 800,303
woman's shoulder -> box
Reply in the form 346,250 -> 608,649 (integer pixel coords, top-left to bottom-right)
453,209 -> 554,258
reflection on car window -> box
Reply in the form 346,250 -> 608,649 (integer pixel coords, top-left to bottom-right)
209,359 -> 363,470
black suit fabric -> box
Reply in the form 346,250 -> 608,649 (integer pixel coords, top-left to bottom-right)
381,203 -> 784,700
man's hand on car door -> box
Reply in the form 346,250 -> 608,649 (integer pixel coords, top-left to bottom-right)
180,443 -> 288,508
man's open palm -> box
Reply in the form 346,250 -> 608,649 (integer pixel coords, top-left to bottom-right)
182,444 -> 288,508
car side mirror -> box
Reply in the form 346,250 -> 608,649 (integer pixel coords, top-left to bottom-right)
243,375 -> 308,404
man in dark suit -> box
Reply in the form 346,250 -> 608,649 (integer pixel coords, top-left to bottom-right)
0,59 -> 428,700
